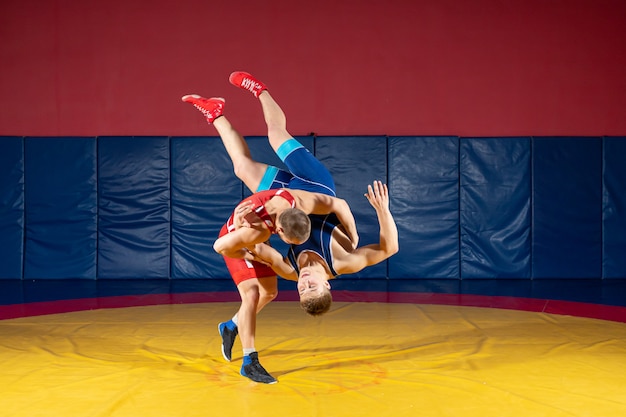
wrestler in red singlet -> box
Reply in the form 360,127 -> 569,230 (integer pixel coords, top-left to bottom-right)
218,189 -> 295,285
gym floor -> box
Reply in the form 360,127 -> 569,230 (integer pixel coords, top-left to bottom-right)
1,298 -> 626,417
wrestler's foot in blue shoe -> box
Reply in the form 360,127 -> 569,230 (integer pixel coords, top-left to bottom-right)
241,352 -> 277,384
218,321 -> 238,362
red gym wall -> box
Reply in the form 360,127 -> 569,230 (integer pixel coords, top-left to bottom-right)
1,0 -> 625,138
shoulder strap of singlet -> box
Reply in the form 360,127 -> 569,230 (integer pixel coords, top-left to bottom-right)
254,189 -> 297,234
274,189 -> 296,208
254,204 -> 277,233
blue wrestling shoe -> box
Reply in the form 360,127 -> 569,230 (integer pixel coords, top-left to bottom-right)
218,321 -> 238,362
241,352 -> 277,384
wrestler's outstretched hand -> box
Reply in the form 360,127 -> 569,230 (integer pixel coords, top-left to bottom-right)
364,180 -> 390,213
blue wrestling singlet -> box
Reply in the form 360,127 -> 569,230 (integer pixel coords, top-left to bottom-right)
256,137 -> 342,277
287,213 -> 340,277
257,139 -> 336,196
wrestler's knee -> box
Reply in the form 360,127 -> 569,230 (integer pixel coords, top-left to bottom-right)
260,287 -> 278,304
232,160 -> 250,182
257,277 -> 278,304
267,126 -> 291,144
239,284 -> 261,305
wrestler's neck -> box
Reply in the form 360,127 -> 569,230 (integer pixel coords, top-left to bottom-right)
297,251 -> 332,278
265,196 -> 291,216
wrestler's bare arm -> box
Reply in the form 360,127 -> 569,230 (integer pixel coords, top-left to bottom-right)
333,181 -> 399,274
248,243 -> 298,281
292,190 -> 359,248
213,226 -> 271,258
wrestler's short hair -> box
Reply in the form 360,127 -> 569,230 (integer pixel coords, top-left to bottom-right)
300,288 -> 332,316
278,208 -> 311,243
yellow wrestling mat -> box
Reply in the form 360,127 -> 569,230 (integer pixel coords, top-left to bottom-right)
1,301 -> 626,417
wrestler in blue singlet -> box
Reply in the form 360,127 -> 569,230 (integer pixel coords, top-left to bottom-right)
286,213 -> 340,277
257,138 -> 342,274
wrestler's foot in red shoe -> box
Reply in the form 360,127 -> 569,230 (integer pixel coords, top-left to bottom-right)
229,71 -> 267,98
181,95 -> 225,124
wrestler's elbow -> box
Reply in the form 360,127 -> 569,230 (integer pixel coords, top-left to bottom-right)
385,240 -> 400,257
336,197 -> 350,210
213,239 -> 227,256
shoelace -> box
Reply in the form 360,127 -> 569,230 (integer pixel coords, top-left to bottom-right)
193,104 -> 213,118
240,77 -> 261,95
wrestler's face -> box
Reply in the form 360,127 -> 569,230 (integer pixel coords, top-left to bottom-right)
297,269 -> 331,299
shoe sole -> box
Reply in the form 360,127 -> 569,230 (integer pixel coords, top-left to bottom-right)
240,371 -> 277,384
218,322 -> 231,362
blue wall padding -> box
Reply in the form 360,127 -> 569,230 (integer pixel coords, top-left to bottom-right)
316,136 -> 388,279
460,138 -> 531,278
388,136 -> 460,279
532,137 -> 603,278
97,137 -> 170,278
1,135 -> 626,283
603,136 -> 626,278
170,137 -> 239,278
24,137 -> 97,279
389,278 -> 461,294
0,137 -> 24,279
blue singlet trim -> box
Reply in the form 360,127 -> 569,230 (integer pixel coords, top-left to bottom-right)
257,166 -> 278,191
276,138 -> 303,161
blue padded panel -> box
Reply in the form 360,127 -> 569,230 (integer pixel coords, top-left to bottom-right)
388,136 -> 460,279
461,279 -> 532,298
96,278 -> 169,298
0,280 -> 24,304
170,137 -> 240,279
601,279 -> 626,306
532,137 -> 602,278
460,138 -> 531,278
24,137 -> 97,279
603,136 -> 626,278
22,279 -> 97,303
98,137 -> 170,278
0,137 -> 24,279
388,278 -> 460,294
316,136 -> 388,279
532,279 -> 603,304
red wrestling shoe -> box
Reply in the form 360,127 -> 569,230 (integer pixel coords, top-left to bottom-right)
181,95 -> 225,124
229,71 -> 267,98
